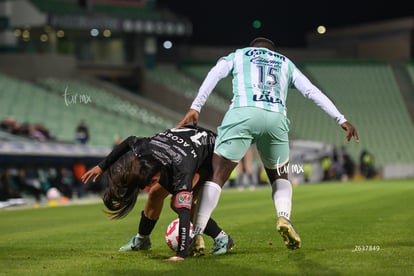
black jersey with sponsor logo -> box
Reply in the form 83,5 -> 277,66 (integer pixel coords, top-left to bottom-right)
98,125 -> 216,258
98,125 -> 216,194
138,125 -> 216,194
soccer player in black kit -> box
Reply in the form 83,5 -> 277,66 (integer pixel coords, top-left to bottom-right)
82,125 -> 233,261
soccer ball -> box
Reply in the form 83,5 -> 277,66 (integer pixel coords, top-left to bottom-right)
165,218 -> 194,251
46,187 -> 61,200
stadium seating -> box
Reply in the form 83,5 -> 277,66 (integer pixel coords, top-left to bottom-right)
145,67 -> 230,112
406,61 -> 414,77
180,64 -> 233,100
0,73 -> 170,147
157,61 -> 414,169
287,60 -> 414,168
37,78 -> 173,130
406,61 -> 414,93
2,59 -> 414,169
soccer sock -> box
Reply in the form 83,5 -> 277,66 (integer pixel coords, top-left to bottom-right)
138,210 -> 157,236
236,173 -> 245,188
248,173 -> 256,188
193,181 -> 222,236
204,217 -> 222,239
215,231 -> 227,240
271,178 -> 292,220
251,173 -> 257,185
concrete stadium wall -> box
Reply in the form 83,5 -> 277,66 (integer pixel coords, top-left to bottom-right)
178,45 -> 339,64
382,164 -> 414,179
306,17 -> 414,62
0,53 -> 77,80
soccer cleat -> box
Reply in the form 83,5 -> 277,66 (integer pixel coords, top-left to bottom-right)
276,216 -> 301,250
188,235 -> 205,256
211,235 -> 234,255
119,235 -> 151,251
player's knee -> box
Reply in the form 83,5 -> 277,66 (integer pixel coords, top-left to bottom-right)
266,167 -> 288,183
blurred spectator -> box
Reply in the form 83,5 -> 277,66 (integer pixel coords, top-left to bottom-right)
113,136 -> 123,148
225,167 -> 237,188
359,149 -> 376,179
30,124 -> 52,141
1,164 -> 106,208
0,169 -> 25,208
0,116 -> 18,132
1,116 -> 52,141
29,125 -> 46,141
321,154 -> 332,181
15,168 -> 44,205
331,155 -> 345,181
52,167 -> 74,199
236,146 -> 257,191
303,162 -> 312,183
75,120 -> 89,144
321,147 -> 356,182
342,148 -> 355,180
15,123 -> 32,138
72,163 -> 87,198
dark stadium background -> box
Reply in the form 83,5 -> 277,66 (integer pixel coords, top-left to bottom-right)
158,0 -> 414,47
0,0 -> 413,208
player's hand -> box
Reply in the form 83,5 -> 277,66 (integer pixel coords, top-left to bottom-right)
341,121 -> 359,143
81,165 -> 103,184
165,256 -> 185,261
176,109 -> 199,128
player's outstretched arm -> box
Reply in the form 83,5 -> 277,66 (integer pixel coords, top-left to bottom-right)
341,121 -> 359,143
176,109 -> 199,128
81,165 -> 103,183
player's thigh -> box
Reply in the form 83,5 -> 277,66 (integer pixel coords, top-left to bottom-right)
256,113 -> 290,169
192,167 -> 211,199
214,108 -> 257,161
148,183 -> 170,201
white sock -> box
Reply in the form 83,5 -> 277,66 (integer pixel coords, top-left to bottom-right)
215,230 -> 227,240
193,181 -> 222,236
271,178 -> 292,220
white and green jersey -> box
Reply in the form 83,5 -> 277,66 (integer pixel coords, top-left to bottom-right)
191,47 -> 346,125
226,47 -> 291,114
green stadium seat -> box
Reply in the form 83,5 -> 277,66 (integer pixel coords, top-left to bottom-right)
146,68 -> 229,112
287,60 -> 414,167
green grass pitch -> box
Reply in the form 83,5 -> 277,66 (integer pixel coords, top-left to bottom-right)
1,179 -> 413,275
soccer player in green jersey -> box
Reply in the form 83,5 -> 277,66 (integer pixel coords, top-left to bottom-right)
177,37 -> 359,255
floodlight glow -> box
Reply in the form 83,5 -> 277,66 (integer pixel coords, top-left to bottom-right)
90,29 -> 99,37
163,40 -> 173,49
317,25 -> 327,34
